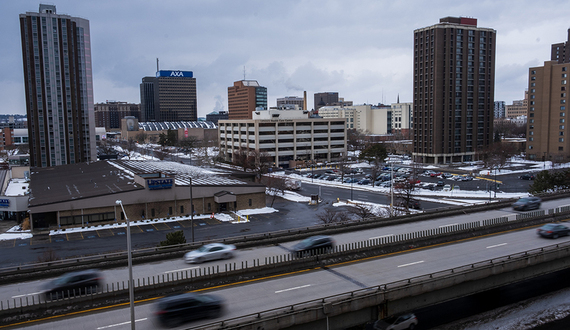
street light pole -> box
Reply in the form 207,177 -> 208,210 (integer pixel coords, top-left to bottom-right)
350,172 -> 354,201
494,167 -> 497,199
115,200 -> 135,330
311,164 -> 314,183
189,177 -> 194,242
390,164 -> 393,217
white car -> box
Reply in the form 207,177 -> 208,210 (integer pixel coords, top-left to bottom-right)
184,243 -> 236,263
373,313 -> 418,330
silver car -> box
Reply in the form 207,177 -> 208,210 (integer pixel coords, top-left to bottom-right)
373,313 -> 418,330
184,243 -> 236,263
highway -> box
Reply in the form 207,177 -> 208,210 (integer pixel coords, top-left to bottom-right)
4,198 -> 570,329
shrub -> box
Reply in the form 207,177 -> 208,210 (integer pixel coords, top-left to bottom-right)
159,230 -> 186,247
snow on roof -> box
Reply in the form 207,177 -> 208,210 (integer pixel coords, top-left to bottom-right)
4,178 -> 29,196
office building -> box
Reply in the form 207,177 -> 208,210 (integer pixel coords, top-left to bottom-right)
277,96 -> 305,110
318,104 -> 393,134
314,92 -> 353,111
227,80 -> 267,120
206,111 -> 229,124
20,4 -> 97,167
219,109 -> 346,167
94,101 -> 140,130
505,92 -> 528,118
391,102 -> 413,138
526,29 -> 570,162
413,17 -> 496,164
140,70 -> 197,122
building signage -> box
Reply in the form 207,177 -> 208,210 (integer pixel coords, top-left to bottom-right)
0,199 -> 9,208
156,70 -> 194,78
147,178 -> 174,190
184,128 -> 188,138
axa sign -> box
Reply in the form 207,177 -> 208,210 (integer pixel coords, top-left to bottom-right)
156,70 -> 193,78
170,71 -> 184,77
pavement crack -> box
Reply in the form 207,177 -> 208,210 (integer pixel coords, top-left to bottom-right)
322,267 -> 367,288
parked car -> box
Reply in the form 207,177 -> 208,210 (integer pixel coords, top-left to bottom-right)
436,180 -> 445,187
372,313 -> 418,330
398,199 -> 421,210
358,179 -> 371,185
291,235 -> 335,257
512,196 -> 542,211
461,176 -> 474,181
42,269 -> 103,300
537,223 -> 570,238
154,292 -> 224,327
184,243 -> 236,263
430,172 -> 442,177
520,173 -> 535,180
326,176 -> 336,181
441,172 -> 453,179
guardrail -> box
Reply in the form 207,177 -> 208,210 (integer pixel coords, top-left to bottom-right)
0,204 -> 567,323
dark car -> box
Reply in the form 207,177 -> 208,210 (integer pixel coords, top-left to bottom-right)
358,179 -> 371,185
436,180 -> 445,187
372,313 -> 418,330
154,292 -> 224,327
399,199 -> 421,210
537,223 -> 570,238
291,235 -> 335,258
42,269 -> 103,300
512,196 -> 542,211
520,173 -> 535,180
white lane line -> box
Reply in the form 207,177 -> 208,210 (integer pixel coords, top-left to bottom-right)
275,284 -> 311,294
397,261 -> 424,268
97,318 -> 148,329
369,234 -> 394,240
164,266 -> 199,274
439,223 -> 458,228
11,292 -> 43,298
486,243 -> 508,249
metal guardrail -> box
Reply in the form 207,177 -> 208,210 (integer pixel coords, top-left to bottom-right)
183,240 -> 570,330
0,205 -> 566,314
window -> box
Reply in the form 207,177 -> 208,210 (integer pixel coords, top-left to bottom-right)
561,132 -> 565,136
531,82 -> 536,87
529,137 -> 534,141
561,126 -> 565,130
180,206 -> 184,214
248,199 -> 252,206
531,70 -> 536,74
207,203 -> 211,211
560,138 -> 565,142
560,147 -> 564,151
529,145 -> 533,149
531,76 -> 536,80
562,113 -> 566,117
563,80 -> 567,85
151,208 -> 155,217
168,207 -> 172,215
561,119 -> 566,123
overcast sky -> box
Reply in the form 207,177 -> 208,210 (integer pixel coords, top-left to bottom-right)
1,0 -> 569,118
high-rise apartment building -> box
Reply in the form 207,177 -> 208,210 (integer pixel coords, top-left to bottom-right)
227,80 -> 267,120
20,4 -> 96,167
140,70 -> 197,122
277,96 -> 304,110
526,29 -> 570,162
413,17 -> 496,164
494,101 -> 505,118
94,101 -> 141,130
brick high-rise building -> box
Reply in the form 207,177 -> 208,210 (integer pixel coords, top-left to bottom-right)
526,29 -> 570,162
94,101 -> 141,130
20,4 -> 96,167
413,17 -> 496,164
227,80 -> 267,120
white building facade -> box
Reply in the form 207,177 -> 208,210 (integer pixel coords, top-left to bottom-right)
219,109 -> 347,167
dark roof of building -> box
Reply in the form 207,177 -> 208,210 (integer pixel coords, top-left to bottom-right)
29,160 -> 257,207
138,121 -> 217,131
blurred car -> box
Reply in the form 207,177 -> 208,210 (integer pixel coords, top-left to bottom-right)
512,196 -> 542,211
537,223 -> 570,238
184,243 -> 236,264
430,172 -> 442,177
291,235 -> 334,257
398,199 -> 421,210
326,176 -> 336,181
461,176 -> 474,181
520,173 -> 535,180
372,313 -> 418,330
436,180 -> 445,187
358,179 -> 371,185
154,292 -> 224,327
42,269 -> 103,300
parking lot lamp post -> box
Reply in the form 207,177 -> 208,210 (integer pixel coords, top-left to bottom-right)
311,164 -> 314,183
115,200 -> 135,330
494,166 -> 497,199
190,177 -> 194,242
390,164 -> 394,217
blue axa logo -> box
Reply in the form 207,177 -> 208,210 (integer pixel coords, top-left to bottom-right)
170,71 -> 184,77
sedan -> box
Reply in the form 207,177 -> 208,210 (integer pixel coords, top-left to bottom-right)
184,243 -> 236,263
42,269 -> 103,300
154,292 -> 224,327
512,196 -> 542,211
372,313 -> 418,330
520,173 -> 535,180
291,235 -> 335,258
537,223 -> 570,239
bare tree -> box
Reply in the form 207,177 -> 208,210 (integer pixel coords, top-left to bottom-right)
317,208 -> 349,224
232,149 -> 250,171
261,174 -> 288,207
126,137 -> 137,159
349,203 -> 376,220
135,131 -> 147,144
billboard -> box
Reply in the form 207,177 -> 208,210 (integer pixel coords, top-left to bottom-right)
156,70 -> 193,78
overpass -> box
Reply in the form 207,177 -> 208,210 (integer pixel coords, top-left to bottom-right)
3,202 -> 570,328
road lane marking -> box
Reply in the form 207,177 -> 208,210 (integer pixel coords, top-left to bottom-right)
11,292 -> 43,298
96,318 -> 148,329
275,284 -> 311,294
164,267 -> 199,274
369,234 -> 393,240
486,243 -> 507,249
439,223 -> 458,228
397,261 -> 424,268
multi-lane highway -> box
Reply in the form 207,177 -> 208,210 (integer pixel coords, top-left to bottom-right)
5,198 -> 570,329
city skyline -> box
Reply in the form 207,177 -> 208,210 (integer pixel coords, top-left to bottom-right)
2,1 -> 570,117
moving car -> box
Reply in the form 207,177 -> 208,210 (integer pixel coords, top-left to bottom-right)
42,269 -> 103,300
184,243 -> 236,263
398,199 -> 421,210
512,196 -> 542,211
372,313 -> 418,330
520,173 -> 535,180
154,292 -> 224,327
291,235 -> 334,257
537,223 -> 570,238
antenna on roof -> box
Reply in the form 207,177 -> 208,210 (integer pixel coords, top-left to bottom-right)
243,66 -> 246,80
157,58 -> 159,72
